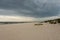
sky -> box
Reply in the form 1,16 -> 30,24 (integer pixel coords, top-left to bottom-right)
0,0 -> 60,21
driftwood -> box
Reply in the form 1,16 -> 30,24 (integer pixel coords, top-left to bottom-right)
34,23 -> 43,26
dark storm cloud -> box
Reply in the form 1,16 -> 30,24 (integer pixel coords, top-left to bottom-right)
0,0 -> 60,18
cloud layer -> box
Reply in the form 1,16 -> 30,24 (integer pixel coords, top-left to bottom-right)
0,15 -> 36,21
0,0 -> 60,18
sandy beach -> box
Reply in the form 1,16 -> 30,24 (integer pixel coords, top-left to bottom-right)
0,23 -> 60,40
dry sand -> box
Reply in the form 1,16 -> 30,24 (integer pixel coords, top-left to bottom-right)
0,23 -> 60,40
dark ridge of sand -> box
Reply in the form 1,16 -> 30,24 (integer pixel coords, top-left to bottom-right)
0,23 -> 60,40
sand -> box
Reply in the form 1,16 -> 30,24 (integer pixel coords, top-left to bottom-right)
0,23 -> 60,40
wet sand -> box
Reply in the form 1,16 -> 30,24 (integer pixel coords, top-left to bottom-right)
0,23 -> 60,40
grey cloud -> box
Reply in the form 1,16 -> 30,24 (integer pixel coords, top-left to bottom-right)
0,0 -> 60,18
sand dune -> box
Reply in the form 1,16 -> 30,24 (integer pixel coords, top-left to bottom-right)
0,23 -> 60,40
